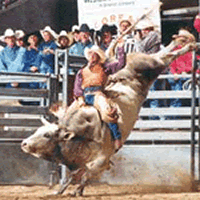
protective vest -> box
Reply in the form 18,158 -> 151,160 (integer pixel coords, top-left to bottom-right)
82,64 -> 107,89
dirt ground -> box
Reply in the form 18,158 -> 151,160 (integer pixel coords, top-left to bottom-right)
1,183 -> 200,200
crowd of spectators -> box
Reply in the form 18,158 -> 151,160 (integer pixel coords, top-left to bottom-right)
0,15 -> 198,113
0,17 -> 161,88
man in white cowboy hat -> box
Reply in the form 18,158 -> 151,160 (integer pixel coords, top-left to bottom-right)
56,30 -> 75,76
168,28 -> 196,114
71,25 -> 80,43
0,28 -> 26,75
40,26 -> 58,41
134,19 -> 162,121
133,19 -> 161,54
69,23 -> 93,57
57,30 -> 74,49
15,29 -> 26,47
38,26 -> 58,77
73,39 -> 125,152
118,16 -> 135,54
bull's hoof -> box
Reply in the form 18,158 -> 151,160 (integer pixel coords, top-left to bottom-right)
51,191 -> 62,196
68,190 -> 83,197
46,191 -> 62,198
76,191 -> 83,197
67,192 -> 76,197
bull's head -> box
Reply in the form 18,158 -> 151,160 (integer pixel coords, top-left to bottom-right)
21,115 -> 77,159
21,118 -> 61,161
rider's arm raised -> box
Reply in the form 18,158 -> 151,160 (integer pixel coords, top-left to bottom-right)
104,46 -> 125,75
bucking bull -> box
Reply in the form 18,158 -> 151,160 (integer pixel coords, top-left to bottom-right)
21,28 -> 197,196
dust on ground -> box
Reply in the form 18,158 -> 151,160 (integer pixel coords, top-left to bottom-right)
0,183 -> 200,200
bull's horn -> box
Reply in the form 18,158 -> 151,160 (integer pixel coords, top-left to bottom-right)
40,116 -> 51,126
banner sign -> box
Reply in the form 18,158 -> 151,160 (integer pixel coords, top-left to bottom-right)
77,0 -> 161,30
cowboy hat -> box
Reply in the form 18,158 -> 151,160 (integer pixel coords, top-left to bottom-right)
79,24 -> 90,33
23,30 -> 43,46
71,25 -> 79,33
97,24 -> 117,37
172,29 -> 195,42
0,28 -> 15,42
15,30 -> 25,39
135,19 -> 158,30
84,45 -> 106,63
56,30 -> 74,47
40,26 -> 58,39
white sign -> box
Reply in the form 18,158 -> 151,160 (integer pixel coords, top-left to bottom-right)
77,0 -> 161,30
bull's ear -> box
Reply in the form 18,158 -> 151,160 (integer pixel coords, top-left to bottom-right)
63,132 -> 75,140
40,116 -> 51,126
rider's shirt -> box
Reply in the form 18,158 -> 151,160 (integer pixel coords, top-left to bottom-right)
73,46 -> 125,98
81,64 -> 107,89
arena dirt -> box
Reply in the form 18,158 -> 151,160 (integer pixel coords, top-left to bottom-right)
0,183 -> 200,200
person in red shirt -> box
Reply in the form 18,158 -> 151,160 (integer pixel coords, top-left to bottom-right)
168,29 -> 196,111
194,14 -> 200,34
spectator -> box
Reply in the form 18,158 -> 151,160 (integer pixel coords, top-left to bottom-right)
15,29 -> 26,47
56,30 -> 74,75
194,14 -> 200,70
38,26 -> 58,75
134,20 -> 161,54
71,25 -> 80,43
97,24 -> 117,51
0,28 -> 25,73
68,23 -> 93,57
73,39 -> 125,151
194,14 -> 200,44
168,28 -> 196,115
56,30 -> 74,49
19,32 -> 43,105
118,17 -> 134,54
194,14 -> 200,34
134,20 -> 162,120
0,28 -> 26,87
22,32 -> 42,77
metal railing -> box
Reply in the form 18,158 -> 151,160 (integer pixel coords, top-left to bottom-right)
0,72 -> 59,139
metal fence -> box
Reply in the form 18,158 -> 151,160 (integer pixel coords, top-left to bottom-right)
0,48 -> 199,186
0,72 -> 59,184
